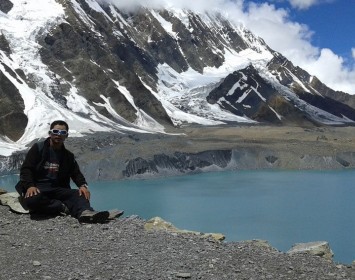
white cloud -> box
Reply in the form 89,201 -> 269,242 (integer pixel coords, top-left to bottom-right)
304,49 -> 355,94
98,0 -> 355,94
288,0 -> 336,10
352,48 -> 355,60
288,0 -> 319,10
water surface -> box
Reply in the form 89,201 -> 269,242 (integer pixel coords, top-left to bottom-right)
1,170 -> 354,264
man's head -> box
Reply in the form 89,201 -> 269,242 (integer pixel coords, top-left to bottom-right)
48,120 -> 69,147
50,120 -> 69,131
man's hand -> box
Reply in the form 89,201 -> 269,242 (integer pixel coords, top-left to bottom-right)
79,185 -> 90,200
25,186 -> 40,198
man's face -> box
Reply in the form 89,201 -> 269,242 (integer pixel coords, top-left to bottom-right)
49,124 -> 68,145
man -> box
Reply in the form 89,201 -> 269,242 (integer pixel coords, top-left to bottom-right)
15,120 -> 121,223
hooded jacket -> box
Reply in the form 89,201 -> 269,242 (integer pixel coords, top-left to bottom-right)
16,137 -> 87,195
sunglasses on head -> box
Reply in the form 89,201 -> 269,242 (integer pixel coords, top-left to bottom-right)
49,129 -> 68,136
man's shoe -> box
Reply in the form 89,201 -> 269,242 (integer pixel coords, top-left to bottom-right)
108,209 -> 124,220
78,210 -> 110,224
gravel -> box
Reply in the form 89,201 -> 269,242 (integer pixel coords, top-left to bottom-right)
1,206 -> 354,280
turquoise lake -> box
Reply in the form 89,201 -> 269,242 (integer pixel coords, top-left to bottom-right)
1,170 -> 354,264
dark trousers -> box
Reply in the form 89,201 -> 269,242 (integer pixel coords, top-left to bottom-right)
23,187 -> 93,218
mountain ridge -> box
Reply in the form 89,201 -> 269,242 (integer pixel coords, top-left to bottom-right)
1,0 -> 355,157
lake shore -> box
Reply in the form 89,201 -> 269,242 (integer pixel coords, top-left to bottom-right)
63,125 -> 355,180
0,205 -> 354,280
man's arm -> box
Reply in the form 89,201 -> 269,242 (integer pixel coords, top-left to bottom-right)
70,156 -> 90,200
19,143 -> 41,193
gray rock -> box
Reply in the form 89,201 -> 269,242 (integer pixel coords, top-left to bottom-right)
176,272 -> 191,278
287,241 -> 334,260
0,192 -> 29,214
33,261 -> 41,266
145,216 -> 225,241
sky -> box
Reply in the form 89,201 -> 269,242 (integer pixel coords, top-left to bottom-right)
101,0 -> 354,94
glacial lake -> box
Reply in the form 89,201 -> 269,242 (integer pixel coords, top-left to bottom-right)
1,170 -> 354,264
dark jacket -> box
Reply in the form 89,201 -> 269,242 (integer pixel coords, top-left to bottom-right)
16,138 -> 87,195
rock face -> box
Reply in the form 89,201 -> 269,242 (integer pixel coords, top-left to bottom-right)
0,0 -> 13,14
287,241 -> 334,260
123,150 -> 232,177
121,149 -> 355,179
0,70 -> 28,141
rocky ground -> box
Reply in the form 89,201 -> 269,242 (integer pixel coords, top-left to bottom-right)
0,205 -> 354,280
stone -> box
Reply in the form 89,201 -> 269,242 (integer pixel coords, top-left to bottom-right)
144,216 -> 225,241
0,188 -> 7,195
32,261 -> 41,266
0,192 -> 29,214
176,272 -> 191,278
287,241 -> 334,260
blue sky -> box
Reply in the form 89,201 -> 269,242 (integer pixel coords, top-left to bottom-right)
291,2 -> 354,62
103,0 -> 355,94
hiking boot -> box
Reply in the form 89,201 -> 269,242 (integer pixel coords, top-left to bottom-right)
108,209 -> 124,220
78,210 -> 110,224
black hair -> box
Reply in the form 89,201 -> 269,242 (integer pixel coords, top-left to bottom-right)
50,120 -> 69,131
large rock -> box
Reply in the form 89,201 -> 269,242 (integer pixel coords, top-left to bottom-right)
0,0 -> 13,14
287,241 -> 334,260
144,216 -> 225,242
0,192 -> 29,214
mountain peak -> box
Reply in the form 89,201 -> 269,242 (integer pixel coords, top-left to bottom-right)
1,0 -> 355,156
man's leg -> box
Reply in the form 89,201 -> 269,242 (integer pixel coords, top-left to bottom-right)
53,188 -> 109,223
23,191 -> 64,215
51,188 -> 92,217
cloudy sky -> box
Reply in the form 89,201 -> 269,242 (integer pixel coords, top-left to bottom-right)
235,0 -> 355,95
101,0 -> 354,94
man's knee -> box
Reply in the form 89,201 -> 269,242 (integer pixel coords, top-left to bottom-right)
24,193 -> 45,210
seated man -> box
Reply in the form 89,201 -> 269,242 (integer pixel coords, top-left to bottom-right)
15,120 -> 122,223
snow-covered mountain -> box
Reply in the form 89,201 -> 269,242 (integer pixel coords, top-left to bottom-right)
1,0 -> 355,156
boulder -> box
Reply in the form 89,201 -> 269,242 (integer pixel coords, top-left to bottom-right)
144,216 -> 225,241
287,241 -> 334,260
0,192 -> 29,214
0,188 -> 7,195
